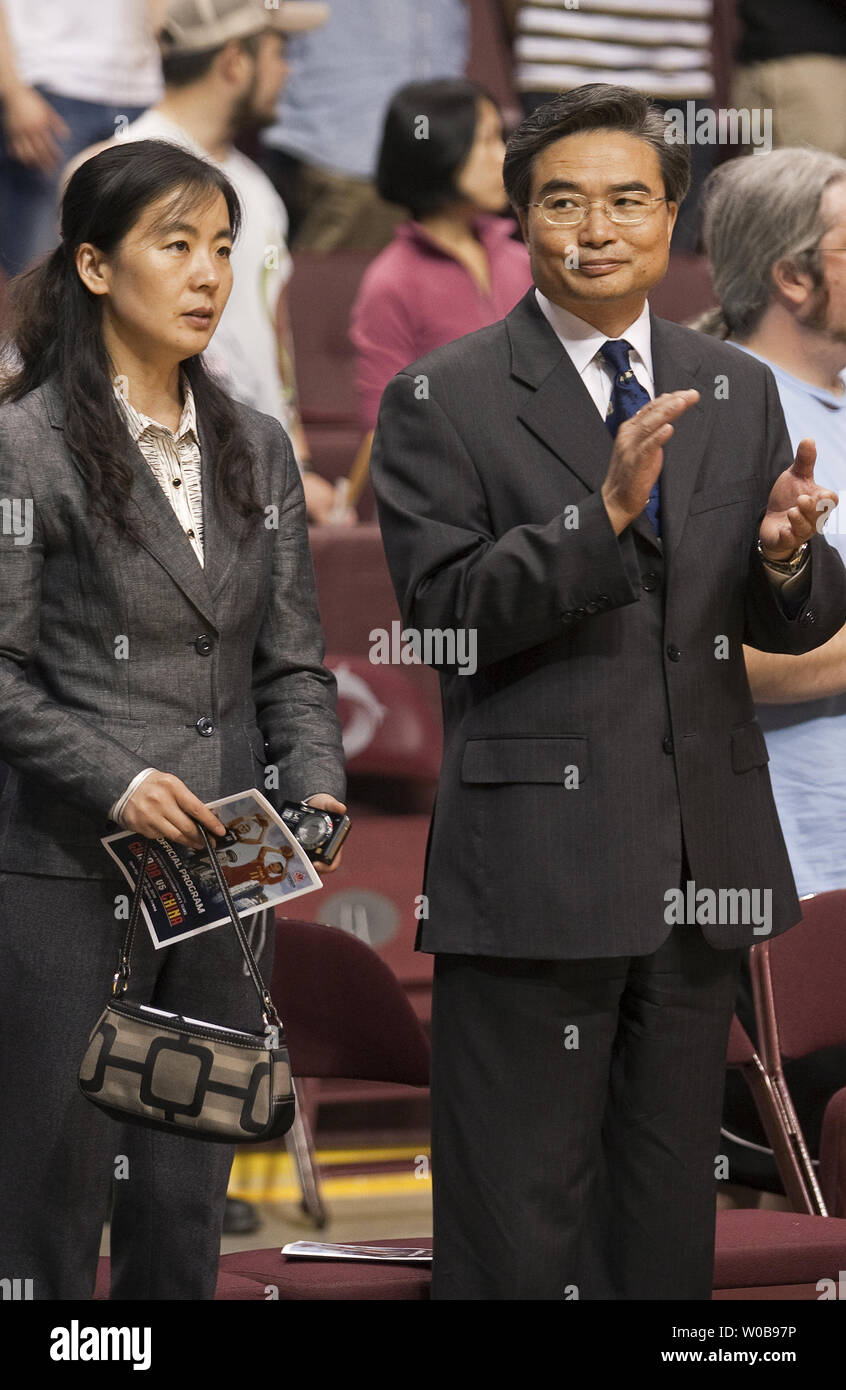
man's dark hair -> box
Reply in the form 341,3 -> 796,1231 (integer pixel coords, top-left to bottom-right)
503,83 -> 691,213
377,78 -> 499,219
160,30 -> 262,88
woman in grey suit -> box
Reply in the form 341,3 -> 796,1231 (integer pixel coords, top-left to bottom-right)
0,139 -> 346,1300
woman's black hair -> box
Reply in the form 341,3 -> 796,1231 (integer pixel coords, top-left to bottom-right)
0,138 -> 263,538
376,78 -> 500,220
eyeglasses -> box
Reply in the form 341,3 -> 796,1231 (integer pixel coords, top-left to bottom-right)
530,193 -> 670,228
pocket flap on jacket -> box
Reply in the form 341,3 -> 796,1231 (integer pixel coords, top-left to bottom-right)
461,736 -> 589,784
731,720 -> 769,772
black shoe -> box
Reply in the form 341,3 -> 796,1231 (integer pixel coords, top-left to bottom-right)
223,1198 -> 261,1235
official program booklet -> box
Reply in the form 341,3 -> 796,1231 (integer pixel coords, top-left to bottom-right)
281,1242 -> 432,1264
101,787 -> 321,949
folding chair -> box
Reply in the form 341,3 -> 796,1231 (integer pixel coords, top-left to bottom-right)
749,889 -> 846,1216
714,1014 -> 846,1297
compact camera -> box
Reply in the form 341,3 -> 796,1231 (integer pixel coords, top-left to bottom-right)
279,801 -> 351,866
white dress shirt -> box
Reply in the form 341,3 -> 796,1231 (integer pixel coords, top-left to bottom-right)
535,288 -> 655,412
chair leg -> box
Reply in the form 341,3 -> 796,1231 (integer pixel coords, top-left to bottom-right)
771,1072 -> 829,1216
285,1078 -> 328,1229
742,1057 -> 819,1213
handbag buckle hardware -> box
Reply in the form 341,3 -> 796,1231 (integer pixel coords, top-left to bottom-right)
262,990 -> 281,1029
112,957 -> 130,997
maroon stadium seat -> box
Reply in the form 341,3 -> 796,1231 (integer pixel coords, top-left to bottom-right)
820,1086 -> 846,1219
310,525 -> 442,735
329,655 -> 442,782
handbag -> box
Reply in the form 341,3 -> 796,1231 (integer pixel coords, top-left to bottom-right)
78,822 -> 295,1143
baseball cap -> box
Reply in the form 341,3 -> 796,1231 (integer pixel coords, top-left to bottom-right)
158,0 -> 329,55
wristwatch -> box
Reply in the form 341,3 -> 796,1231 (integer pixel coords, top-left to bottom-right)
757,540 -> 809,575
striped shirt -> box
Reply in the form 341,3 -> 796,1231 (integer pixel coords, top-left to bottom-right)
514,0 -> 715,100
113,370 -> 205,567
108,370 -> 205,825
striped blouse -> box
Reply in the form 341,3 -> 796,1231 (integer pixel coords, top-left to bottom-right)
113,369 -> 205,566
108,370 -> 205,824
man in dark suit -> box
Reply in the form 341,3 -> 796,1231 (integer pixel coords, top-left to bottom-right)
369,85 -> 846,1300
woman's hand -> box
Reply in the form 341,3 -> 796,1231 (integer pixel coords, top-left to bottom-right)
122,772 -> 227,849
304,792 -> 348,874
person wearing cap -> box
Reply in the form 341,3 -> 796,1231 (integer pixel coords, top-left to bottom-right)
64,0 -> 351,527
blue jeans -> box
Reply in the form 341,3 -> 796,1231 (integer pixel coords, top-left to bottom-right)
0,87 -> 150,278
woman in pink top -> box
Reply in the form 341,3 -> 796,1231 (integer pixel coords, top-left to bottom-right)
350,79 -> 533,432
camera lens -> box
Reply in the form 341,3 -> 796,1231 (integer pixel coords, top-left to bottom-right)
296,811 -> 330,850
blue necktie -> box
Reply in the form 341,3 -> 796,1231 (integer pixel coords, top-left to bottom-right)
601,338 -> 660,537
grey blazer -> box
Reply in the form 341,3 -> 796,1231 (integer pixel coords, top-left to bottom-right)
370,289 -> 846,959
0,375 -> 345,878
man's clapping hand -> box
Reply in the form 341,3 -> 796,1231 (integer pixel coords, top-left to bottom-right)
601,390 -> 700,535
759,438 -> 838,561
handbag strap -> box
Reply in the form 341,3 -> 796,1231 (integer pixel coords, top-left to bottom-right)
112,822 -> 281,1032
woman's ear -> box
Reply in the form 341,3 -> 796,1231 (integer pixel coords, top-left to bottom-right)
75,243 -> 111,298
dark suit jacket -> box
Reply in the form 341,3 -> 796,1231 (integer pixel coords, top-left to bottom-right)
0,375 -> 345,878
370,289 -> 846,958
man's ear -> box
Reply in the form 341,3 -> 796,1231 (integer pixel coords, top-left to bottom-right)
218,36 -> 252,84
665,200 -> 678,245
771,256 -> 814,310
516,206 -> 530,246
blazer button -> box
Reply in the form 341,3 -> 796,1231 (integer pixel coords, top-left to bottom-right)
584,601 -> 599,615
642,572 -> 660,592
666,643 -> 682,661
195,634 -> 213,656
574,607 -> 587,619
195,716 -> 215,737
561,611 -> 574,624
597,593 -> 611,608
662,735 -> 674,755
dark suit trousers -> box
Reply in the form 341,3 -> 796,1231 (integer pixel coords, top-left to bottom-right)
0,871 -> 274,1300
430,919 -> 743,1300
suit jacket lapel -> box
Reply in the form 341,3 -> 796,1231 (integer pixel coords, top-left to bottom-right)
649,312 -> 713,559
43,374 -> 226,628
194,403 -> 244,603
